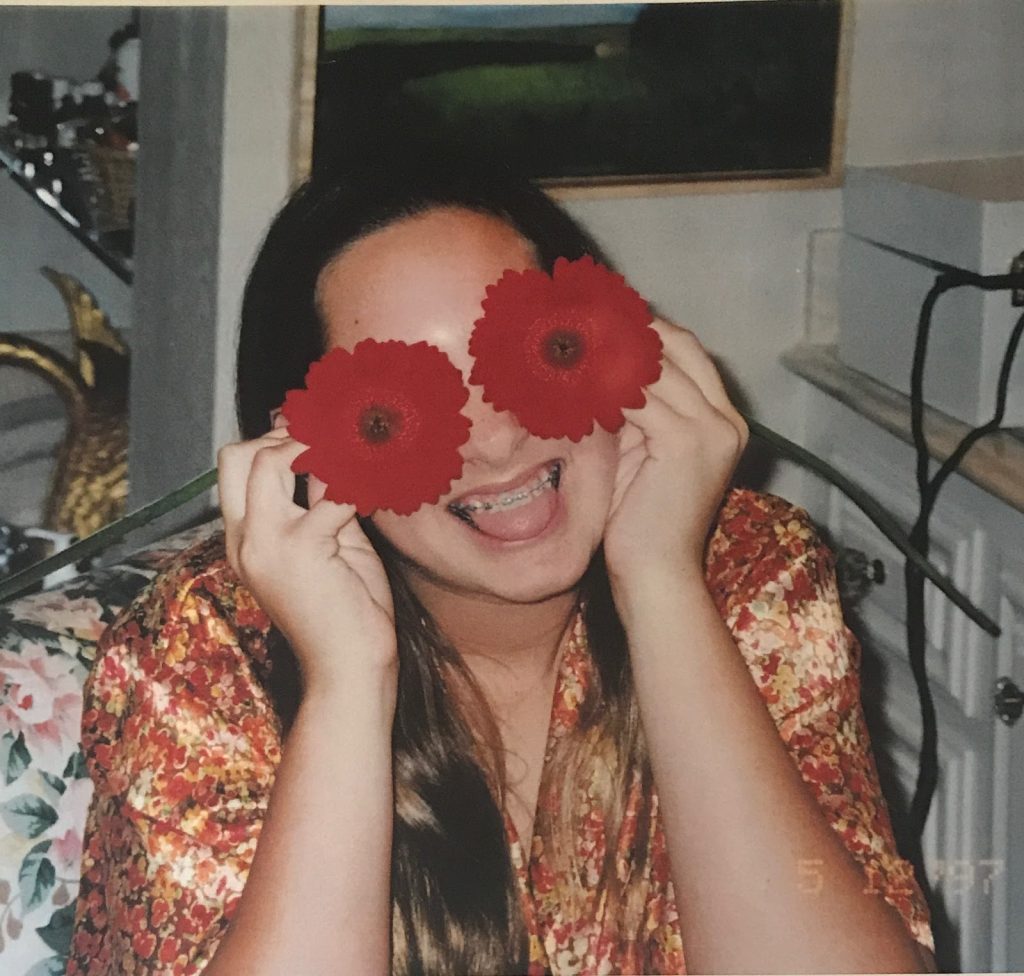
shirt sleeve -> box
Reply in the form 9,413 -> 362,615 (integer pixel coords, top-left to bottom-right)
68,560 -> 281,976
723,501 -> 936,957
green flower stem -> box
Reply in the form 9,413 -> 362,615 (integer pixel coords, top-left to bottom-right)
745,415 -> 998,637
1,417 -> 997,637
0,468 -> 218,604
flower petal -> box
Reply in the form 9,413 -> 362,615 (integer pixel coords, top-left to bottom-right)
282,341 -> 472,515
468,256 -> 661,440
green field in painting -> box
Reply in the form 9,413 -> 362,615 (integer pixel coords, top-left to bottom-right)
316,13 -> 838,179
405,60 -> 645,124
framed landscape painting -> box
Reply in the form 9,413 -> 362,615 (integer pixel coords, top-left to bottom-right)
313,1 -> 846,190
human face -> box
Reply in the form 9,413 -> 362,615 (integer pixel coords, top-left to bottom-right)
312,207 -> 620,604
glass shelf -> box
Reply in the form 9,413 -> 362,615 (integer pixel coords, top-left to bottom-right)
0,139 -> 133,285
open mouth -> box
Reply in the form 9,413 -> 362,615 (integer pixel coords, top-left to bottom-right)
447,460 -> 562,532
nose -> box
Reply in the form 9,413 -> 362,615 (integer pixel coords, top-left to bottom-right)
461,380 -> 530,468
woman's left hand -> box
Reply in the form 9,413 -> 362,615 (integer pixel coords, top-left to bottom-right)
603,318 -> 749,595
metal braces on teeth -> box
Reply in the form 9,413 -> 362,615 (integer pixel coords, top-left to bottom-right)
450,462 -> 561,518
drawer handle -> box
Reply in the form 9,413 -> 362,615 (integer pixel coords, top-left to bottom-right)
994,677 -> 1024,727
835,547 -> 886,609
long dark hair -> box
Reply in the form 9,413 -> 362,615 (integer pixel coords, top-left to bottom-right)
236,159 -> 649,975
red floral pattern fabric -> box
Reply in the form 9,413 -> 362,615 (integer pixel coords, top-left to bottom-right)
68,487 -> 933,975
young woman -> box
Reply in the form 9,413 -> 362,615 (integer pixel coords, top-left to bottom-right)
69,164 -> 937,976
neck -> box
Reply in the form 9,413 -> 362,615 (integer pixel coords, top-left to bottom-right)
406,574 -> 581,710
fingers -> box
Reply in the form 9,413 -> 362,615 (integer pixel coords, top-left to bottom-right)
644,354 -> 736,440
646,354 -> 710,418
617,418 -> 645,455
218,428 -> 300,568
219,435 -> 267,561
299,496 -> 362,547
219,425 -> 369,582
307,472 -> 328,509
244,438 -> 309,524
650,318 -> 732,411
649,318 -> 749,449
625,388 -> 745,462
219,430 -> 291,523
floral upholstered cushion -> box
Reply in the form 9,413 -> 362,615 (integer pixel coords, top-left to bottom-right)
0,521 -> 221,976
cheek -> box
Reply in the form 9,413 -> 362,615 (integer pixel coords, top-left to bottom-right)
580,430 -> 621,485
368,509 -> 434,554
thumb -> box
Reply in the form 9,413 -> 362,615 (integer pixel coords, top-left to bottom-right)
300,495 -> 360,540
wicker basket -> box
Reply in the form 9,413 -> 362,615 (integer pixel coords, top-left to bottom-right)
79,144 -> 136,233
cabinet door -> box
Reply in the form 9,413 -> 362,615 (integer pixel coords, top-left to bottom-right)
826,455 -> 992,717
850,616 -> 996,972
821,443 -> 998,972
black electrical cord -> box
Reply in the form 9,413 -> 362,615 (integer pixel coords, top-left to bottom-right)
903,270 -> 1024,888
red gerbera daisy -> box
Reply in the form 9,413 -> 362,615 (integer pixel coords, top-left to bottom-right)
282,339 -> 472,516
467,255 -> 662,441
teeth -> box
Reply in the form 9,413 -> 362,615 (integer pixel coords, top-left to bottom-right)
449,506 -> 475,526
450,463 -> 561,518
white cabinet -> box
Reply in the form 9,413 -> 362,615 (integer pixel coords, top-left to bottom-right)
801,388 -> 1024,973
838,159 -> 1024,426
992,549 -> 1024,969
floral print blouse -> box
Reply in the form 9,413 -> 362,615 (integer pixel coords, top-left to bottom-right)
68,487 -> 934,975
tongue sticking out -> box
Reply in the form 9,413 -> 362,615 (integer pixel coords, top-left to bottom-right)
470,485 -> 559,542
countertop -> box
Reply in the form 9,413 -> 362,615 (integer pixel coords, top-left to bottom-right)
782,341 -> 1024,515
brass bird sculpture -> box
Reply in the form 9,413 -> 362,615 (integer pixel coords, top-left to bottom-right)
0,267 -> 129,538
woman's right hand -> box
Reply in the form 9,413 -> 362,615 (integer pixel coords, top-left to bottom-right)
218,427 -> 398,690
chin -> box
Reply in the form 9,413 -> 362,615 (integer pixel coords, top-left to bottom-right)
408,534 -> 595,602
471,553 -> 592,604
388,526 -> 599,605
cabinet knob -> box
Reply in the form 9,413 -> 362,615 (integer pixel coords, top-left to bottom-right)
835,547 -> 886,608
994,677 -> 1024,727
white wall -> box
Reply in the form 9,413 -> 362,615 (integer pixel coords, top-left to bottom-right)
0,6 -> 129,110
212,6 -> 308,452
845,0 -> 1024,166
561,0 -> 1024,512
565,189 -> 841,505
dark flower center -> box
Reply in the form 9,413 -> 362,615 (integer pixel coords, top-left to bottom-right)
358,404 -> 403,444
543,329 -> 585,369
